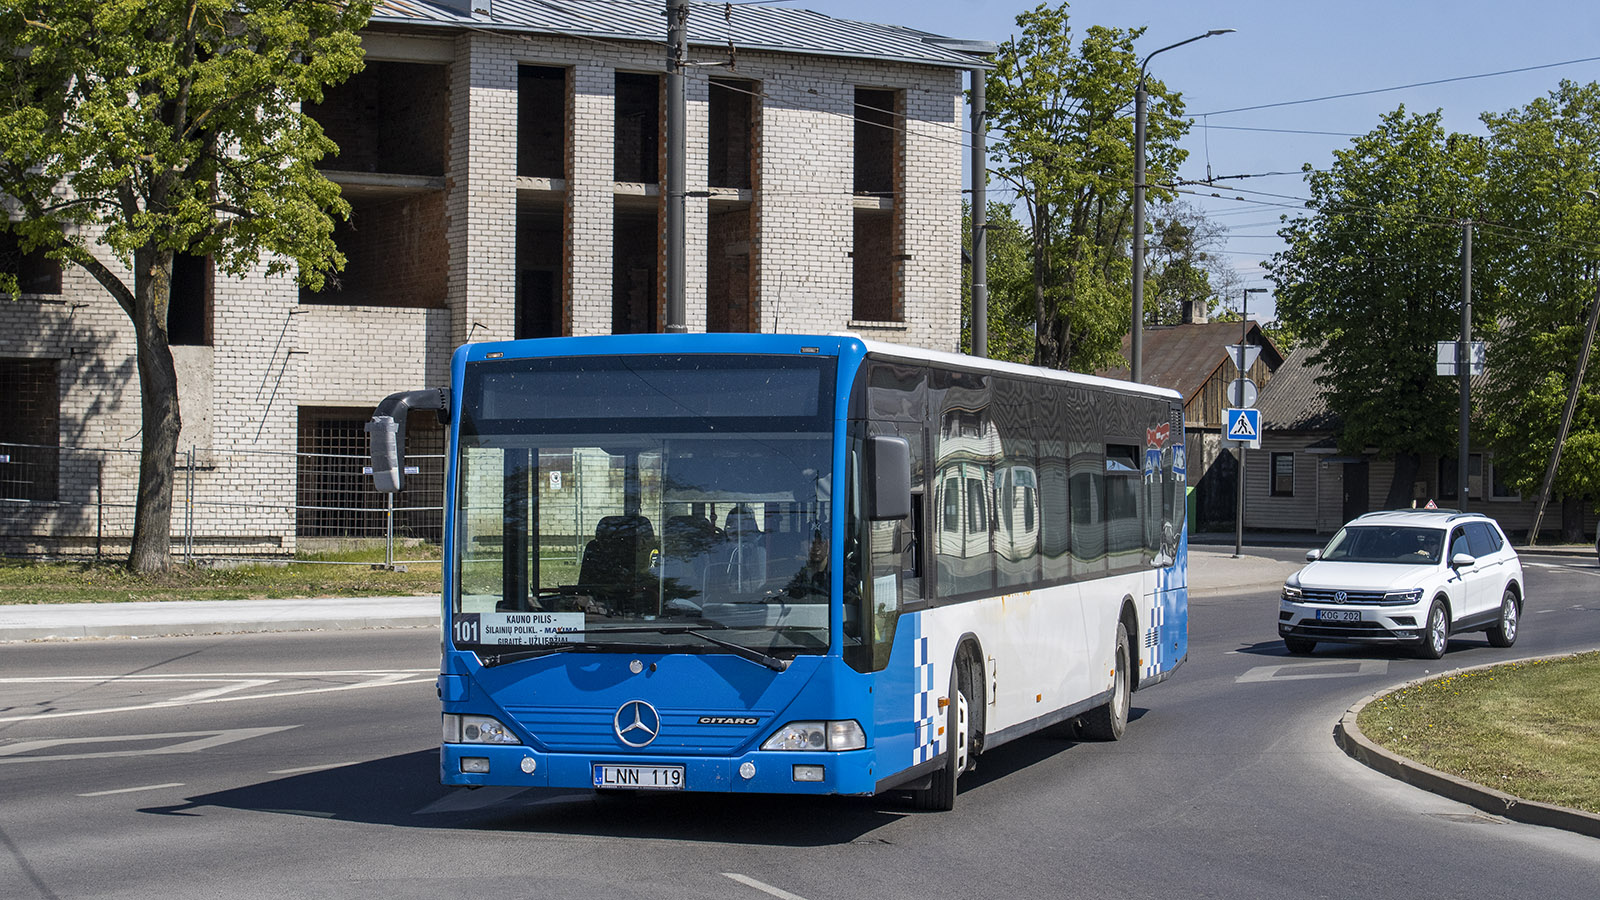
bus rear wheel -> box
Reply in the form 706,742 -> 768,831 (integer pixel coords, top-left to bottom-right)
1080,624 -> 1130,741
912,661 -> 970,811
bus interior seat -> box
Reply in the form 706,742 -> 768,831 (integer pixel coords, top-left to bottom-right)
579,515 -> 656,611
717,506 -> 768,593
662,514 -> 721,605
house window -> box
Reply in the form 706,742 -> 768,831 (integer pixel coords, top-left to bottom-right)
1488,457 -> 1520,501
1438,454 -> 1483,501
0,358 -> 59,501
1271,452 -> 1295,497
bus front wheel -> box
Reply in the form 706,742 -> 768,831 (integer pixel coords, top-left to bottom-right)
1080,624 -> 1130,741
912,661 -> 970,811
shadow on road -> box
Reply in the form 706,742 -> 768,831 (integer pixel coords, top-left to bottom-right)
137,714 -> 1133,845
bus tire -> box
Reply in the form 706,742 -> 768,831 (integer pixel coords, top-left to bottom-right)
911,661 -> 968,811
1080,624 -> 1130,741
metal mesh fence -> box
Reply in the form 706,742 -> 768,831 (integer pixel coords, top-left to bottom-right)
0,437 -> 445,566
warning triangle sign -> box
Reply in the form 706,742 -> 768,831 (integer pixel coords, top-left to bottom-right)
1228,412 -> 1258,440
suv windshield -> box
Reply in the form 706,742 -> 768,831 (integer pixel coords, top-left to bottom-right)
452,354 -> 837,661
1321,525 -> 1444,564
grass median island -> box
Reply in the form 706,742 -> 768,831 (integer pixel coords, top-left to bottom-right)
1357,652 -> 1600,815
0,547 -> 442,604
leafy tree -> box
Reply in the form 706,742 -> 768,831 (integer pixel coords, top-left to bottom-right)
1478,81 -> 1600,539
1266,108 -> 1487,508
962,200 -> 1035,363
987,3 -> 1189,371
1145,199 -> 1238,325
0,0 -> 374,571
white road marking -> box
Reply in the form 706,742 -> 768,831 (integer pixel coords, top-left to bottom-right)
1236,659 -> 1389,683
77,782 -> 186,797
723,873 -> 813,900
269,762 -> 359,775
0,726 -> 296,763
0,670 -> 433,723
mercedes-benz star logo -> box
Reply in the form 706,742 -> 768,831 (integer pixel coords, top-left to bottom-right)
1334,591 -> 1348,604
614,700 -> 661,748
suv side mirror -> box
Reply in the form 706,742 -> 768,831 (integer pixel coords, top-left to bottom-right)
1450,552 -> 1476,569
1305,549 -> 1322,562
865,434 -> 911,521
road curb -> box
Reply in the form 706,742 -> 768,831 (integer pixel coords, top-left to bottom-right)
1334,651 -> 1600,840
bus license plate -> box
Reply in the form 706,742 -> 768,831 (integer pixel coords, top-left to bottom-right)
1316,609 -> 1361,622
593,764 -> 685,790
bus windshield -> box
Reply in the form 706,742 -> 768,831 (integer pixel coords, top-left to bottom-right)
453,354 -> 837,661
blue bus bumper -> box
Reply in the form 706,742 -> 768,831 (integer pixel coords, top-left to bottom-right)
440,743 -> 880,796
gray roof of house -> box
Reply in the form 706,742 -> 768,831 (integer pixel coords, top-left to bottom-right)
1256,344 -> 1338,432
372,1 -> 996,69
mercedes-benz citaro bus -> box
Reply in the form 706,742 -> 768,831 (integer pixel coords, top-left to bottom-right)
367,333 -> 1188,811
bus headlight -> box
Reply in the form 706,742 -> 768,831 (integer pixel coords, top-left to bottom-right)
761,720 -> 865,751
443,713 -> 522,745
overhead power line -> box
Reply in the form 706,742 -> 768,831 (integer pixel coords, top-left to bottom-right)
1196,54 -> 1600,117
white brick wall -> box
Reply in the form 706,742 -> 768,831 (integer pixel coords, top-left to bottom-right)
0,28 -> 971,555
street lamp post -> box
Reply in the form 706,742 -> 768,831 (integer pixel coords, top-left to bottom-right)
1235,287 -> 1267,557
1132,28 -> 1234,383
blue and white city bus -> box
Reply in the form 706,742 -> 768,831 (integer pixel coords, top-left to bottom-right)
368,333 -> 1188,810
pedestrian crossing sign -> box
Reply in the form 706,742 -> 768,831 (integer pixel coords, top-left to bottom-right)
1227,408 -> 1261,448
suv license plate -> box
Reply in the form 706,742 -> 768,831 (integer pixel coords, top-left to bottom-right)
1316,609 -> 1362,623
593,764 -> 685,790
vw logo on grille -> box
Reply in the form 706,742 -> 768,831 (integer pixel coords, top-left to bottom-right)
1333,591 -> 1349,604
614,700 -> 661,748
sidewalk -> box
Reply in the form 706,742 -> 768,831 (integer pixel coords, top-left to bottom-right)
0,595 -> 439,642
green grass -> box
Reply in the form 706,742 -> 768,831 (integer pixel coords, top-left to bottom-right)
1357,652 -> 1600,815
0,548 -> 442,604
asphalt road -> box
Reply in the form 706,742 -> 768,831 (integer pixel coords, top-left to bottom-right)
3,549 -> 1598,900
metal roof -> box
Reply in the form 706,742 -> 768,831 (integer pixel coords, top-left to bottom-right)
371,1 -> 995,70
1255,344 -> 1338,432
1098,321 -> 1284,403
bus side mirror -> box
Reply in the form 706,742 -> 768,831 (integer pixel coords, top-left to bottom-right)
866,434 -> 911,521
366,388 -> 448,493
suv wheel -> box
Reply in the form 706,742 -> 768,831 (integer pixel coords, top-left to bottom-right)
1486,589 -> 1519,648
1416,600 -> 1449,659
1283,637 -> 1316,655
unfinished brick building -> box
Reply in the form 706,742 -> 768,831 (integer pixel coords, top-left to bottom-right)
0,0 -> 989,556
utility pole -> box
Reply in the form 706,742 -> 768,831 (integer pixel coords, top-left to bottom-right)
1235,287 -> 1266,557
1458,220 -> 1472,510
971,68 -> 988,358
664,0 -> 688,332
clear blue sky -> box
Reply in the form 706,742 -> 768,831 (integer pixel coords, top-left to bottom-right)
791,0 -> 1600,322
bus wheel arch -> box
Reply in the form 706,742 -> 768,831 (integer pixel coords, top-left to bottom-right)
1080,602 -> 1135,741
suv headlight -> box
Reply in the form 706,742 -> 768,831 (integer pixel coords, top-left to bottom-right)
761,720 -> 866,751
1282,584 -> 1303,602
443,713 -> 522,745
1383,589 -> 1424,604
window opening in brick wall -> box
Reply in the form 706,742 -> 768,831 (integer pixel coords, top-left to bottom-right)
517,208 -> 563,338
854,88 -> 898,197
300,191 -> 447,307
0,232 -> 62,295
706,206 -> 753,332
0,358 -> 59,501
612,205 -> 658,334
305,60 -> 447,177
297,406 -> 442,541
168,252 -> 212,346
518,66 -> 567,179
615,72 -> 660,184
852,208 -> 898,321
1270,452 -> 1295,497
709,79 -> 755,190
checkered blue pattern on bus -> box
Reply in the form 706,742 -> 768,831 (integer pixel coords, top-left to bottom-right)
1148,526 -> 1190,679
912,629 -> 942,766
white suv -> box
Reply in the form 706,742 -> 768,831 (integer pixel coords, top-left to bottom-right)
1278,510 -> 1524,659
